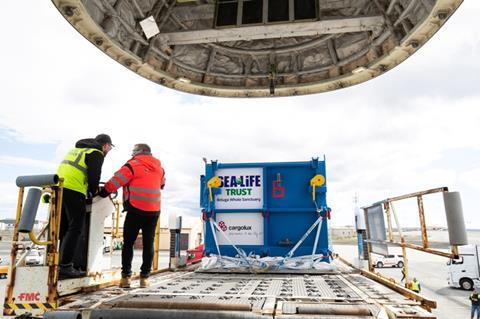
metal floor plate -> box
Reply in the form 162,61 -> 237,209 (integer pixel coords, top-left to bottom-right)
107,273 -> 364,304
58,271 -> 435,318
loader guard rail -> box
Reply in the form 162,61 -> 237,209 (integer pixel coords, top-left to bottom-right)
361,186 -> 467,296
4,174 -> 63,316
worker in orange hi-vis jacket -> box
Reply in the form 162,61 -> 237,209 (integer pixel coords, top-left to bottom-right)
99,143 -> 165,288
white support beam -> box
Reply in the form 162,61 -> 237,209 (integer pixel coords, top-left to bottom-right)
387,0 -> 399,15
156,16 -> 385,46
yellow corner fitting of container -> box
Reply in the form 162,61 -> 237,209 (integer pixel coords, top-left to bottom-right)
207,176 -> 222,202
310,174 -> 325,201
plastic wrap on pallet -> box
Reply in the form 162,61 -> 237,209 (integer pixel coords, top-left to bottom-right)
281,255 -> 334,270
443,191 -> 468,245
16,174 -> 59,187
200,254 -> 334,271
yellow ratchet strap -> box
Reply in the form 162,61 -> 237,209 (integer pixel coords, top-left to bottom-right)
310,174 -> 325,202
207,176 -> 222,202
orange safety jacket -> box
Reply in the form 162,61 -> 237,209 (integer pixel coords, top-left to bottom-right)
105,154 -> 165,212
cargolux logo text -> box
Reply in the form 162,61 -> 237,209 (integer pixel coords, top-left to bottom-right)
218,221 -> 253,232
229,225 -> 252,231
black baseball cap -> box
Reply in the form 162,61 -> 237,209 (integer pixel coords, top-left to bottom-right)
95,134 -> 114,147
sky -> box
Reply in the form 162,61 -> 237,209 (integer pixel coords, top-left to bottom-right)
0,1 -> 479,230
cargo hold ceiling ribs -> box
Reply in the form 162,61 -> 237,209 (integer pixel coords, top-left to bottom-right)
52,0 -> 463,97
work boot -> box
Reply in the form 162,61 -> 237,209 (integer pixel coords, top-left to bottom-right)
59,265 -> 86,280
139,277 -> 150,288
119,276 -> 131,288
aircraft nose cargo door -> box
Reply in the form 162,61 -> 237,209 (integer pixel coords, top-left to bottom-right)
200,158 -> 329,258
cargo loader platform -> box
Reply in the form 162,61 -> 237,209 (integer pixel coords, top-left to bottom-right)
52,265 -> 435,319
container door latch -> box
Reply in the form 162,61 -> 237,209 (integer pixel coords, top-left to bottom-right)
310,174 -> 325,202
207,176 -> 222,202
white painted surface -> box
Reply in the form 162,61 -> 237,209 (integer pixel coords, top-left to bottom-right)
12,266 -> 49,316
216,212 -> 264,245
139,16 -> 160,39
87,197 -> 114,273
215,167 -> 263,210
157,16 -> 384,45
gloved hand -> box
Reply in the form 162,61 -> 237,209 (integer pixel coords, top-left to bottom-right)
42,194 -> 51,204
86,191 -> 94,205
98,187 -> 110,198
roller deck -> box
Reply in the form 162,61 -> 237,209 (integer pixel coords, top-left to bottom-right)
51,261 -> 435,319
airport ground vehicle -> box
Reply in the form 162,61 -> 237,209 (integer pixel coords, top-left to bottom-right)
25,249 -> 43,266
447,244 -> 480,290
3,161 -> 468,319
373,254 -> 405,268
186,244 -> 204,265
0,265 -> 7,279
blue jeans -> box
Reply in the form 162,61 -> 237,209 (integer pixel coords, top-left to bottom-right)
472,304 -> 480,319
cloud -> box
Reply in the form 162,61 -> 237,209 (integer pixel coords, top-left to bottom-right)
0,182 -> 18,214
458,168 -> 480,190
0,155 -> 56,171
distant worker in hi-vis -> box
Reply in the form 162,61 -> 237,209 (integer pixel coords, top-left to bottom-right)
410,277 -> 421,293
471,288 -> 480,319
57,134 -> 114,279
99,143 -> 165,288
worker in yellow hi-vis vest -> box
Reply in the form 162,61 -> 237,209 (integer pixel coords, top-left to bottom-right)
471,288 -> 480,319
56,134 -> 113,279
410,277 -> 421,293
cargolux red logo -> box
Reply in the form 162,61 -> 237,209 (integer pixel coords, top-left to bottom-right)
218,221 -> 227,231
18,292 -> 41,301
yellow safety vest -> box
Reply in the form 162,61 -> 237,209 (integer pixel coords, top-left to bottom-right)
411,280 -> 420,292
57,148 -> 103,195
471,293 -> 479,302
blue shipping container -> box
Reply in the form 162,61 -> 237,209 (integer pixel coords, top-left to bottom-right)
200,158 -> 330,259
